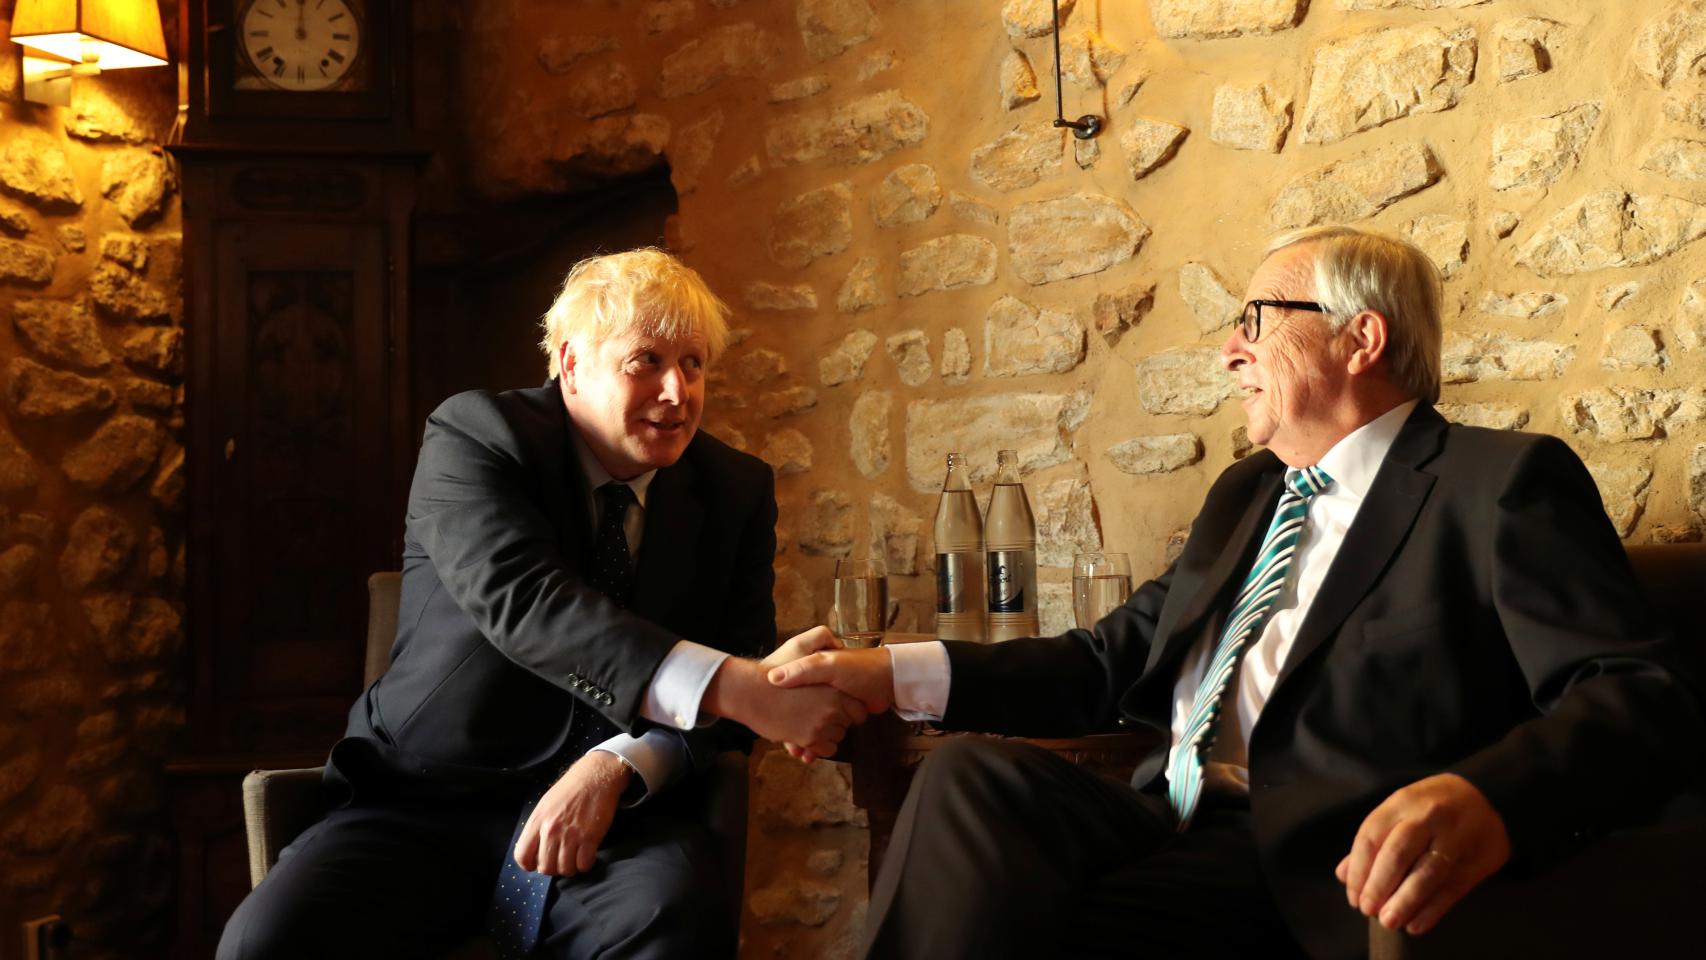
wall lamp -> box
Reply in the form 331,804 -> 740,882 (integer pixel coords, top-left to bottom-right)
9,0 -> 168,106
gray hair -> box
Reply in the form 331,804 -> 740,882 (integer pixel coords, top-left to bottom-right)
1266,225 -> 1443,403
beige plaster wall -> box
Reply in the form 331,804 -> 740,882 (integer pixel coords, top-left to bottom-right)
455,1 -> 1706,956
0,2 -> 186,954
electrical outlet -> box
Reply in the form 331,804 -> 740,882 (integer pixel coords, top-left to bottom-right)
21,915 -> 70,960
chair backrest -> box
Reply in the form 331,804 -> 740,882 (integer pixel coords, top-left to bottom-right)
365,571 -> 402,687
1625,543 -> 1706,641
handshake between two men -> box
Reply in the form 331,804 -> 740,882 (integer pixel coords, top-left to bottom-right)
702,625 -> 890,763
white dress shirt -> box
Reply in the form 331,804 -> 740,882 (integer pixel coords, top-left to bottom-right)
571,431 -> 728,803
888,401 -> 1420,799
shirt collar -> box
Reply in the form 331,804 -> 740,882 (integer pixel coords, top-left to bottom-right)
1311,399 -> 1419,502
570,427 -> 656,509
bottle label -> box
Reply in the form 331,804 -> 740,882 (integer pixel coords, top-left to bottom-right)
987,550 -> 1029,613
936,553 -> 971,614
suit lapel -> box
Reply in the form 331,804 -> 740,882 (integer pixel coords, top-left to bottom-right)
633,455 -> 703,628
1269,406 -> 1445,693
1146,466 -> 1285,677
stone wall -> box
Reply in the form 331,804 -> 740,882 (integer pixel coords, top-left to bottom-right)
456,1 -> 1706,956
0,1 -> 186,953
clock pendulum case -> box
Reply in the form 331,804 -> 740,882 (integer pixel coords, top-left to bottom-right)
165,2 -> 423,952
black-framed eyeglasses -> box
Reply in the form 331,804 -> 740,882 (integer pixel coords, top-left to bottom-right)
1238,299 -> 1327,343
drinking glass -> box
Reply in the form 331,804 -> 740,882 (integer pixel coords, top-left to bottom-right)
832,557 -> 888,648
1073,552 -> 1132,630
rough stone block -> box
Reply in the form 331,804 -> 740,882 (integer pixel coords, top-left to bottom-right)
1269,142 -> 1442,228
872,164 -> 942,227
744,281 -> 818,312
1405,215 -> 1469,278
5,358 -> 115,419
797,0 -> 880,62
658,23 -> 782,98
970,121 -> 1065,192
59,506 -> 136,592
1586,458 -> 1653,538
1179,263 -> 1240,334
1515,192 -> 1706,277
769,183 -> 853,269
100,148 -> 174,228
1121,118 -> 1188,181
885,330 -> 933,386
1133,348 -> 1233,415
12,300 -> 110,370
904,393 -> 1088,491
1299,26 -> 1475,145
983,296 -> 1085,378
0,133 -> 85,211
1210,83 -> 1292,153
0,238 -> 55,286
940,328 -> 972,385
762,429 -> 813,476
1034,478 -> 1101,567
1634,2 -> 1706,89
1108,434 -> 1203,474
1150,0 -> 1305,40
850,390 -> 891,478
1489,104 -> 1601,191
62,414 -> 165,493
896,235 -> 997,297
1643,138 -> 1706,181
1009,193 -> 1149,285
1001,50 -> 1040,111
837,257 -> 884,314
819,330 -> 879,385
1442,334 -> 1574,383
765,90 -> 929,167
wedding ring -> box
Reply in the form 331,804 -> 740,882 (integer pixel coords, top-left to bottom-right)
1425,848 -> 1455,865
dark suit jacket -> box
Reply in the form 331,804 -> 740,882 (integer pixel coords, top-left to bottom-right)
940,405 -> 1703,960
327,384 -> 777,803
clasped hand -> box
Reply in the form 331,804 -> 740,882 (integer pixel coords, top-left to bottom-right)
765,640 -> 895,763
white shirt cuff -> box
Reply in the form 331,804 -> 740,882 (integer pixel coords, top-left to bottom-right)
590,729 -> 688,805
641,640 -> 730,730
888,641 -> 950,722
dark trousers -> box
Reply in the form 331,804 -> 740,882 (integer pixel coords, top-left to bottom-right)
217,790 -> 730,960
863,738 -> 1307,960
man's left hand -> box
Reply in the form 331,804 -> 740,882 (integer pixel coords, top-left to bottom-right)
1335,773 -> 1510,935
513,751 -> 631,877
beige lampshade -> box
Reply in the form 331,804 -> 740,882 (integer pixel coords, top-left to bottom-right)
10,0 -> 168,70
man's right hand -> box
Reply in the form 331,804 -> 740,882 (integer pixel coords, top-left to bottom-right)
702,656 -> 867,759
766,646 -> 897,763
767,646 -> 895,715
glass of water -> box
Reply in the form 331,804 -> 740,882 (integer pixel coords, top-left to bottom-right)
1072,552 -> 1132,630
832,557 -> 888,648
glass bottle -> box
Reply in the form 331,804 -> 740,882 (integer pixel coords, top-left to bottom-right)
933,452 -> 986,642
985,449 -> 1039,642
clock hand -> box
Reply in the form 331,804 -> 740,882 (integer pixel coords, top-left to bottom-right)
296,0 -> 307,42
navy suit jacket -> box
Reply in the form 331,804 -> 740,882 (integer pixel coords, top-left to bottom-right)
940,405 -> 1703,959
327,384 -> 777,803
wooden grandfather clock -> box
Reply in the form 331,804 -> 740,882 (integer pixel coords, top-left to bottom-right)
166,1 -> 424,953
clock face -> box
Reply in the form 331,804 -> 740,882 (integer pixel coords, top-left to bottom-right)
238,0 -> 365,93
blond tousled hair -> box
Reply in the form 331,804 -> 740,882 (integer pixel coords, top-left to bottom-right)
1266,225 -> 1444,404
539,247 -> 731,378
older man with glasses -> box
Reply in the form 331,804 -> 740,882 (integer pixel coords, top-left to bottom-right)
771,225 -> 1705,960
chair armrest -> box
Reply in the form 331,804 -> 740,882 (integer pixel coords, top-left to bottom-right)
241,766 -> 329,889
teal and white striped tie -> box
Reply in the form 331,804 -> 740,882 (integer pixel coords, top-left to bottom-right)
1167,465 -> 1333,831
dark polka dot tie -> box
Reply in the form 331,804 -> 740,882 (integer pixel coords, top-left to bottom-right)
486,482 -> 637,957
